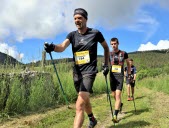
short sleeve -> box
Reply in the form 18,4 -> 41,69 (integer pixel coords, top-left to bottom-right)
66,32 -> 72,41
124,52 -> 128,59
96,31 -> 105,43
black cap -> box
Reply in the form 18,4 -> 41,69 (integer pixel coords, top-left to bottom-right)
74,8 -> 88,19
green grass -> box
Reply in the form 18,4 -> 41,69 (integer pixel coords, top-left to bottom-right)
0,73 -> 57,116
137,74 -> 169,94
33,108 -> 75,128
1,50 -> 169,127
28,75 -> 169,128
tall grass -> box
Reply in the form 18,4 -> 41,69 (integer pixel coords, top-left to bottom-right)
28,74 -> 57,111
51,71 -> 107,104
52,71 -> 77,104
93,73 -> 108,94
1,50 -> 169,117
0,73 -> 57,116
137,74 -> 169,95
0,60 -> 107,117
5,76 -> 27,113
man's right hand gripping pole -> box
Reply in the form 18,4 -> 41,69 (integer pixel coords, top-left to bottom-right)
44,42 -> 55,53
103,65 -> 109,77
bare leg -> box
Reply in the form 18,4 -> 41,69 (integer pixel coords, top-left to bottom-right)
84,93 -> 92,114
112,90 -> 122,123
74,92 -> 90,128
115,90 -> 122,110
127,84 -> 130,97
111,90 -> 122,110
112,91 -> 116,100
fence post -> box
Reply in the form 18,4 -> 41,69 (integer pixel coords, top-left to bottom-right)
42,51 -> 46,70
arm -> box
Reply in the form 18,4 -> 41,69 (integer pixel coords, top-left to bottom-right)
100,40 -> 110,66
124,67 -> 127,76
133,67 -> 137,80
126,58 -> 131,75
133,74 -> 137,80
124,67 -> 127,80
54,39 -> 70,52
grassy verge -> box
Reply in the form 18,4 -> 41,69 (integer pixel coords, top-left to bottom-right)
26,75 -> 169,128
137,74 -> 169,94
1,71 -> 169,128
27,85 -> 169,128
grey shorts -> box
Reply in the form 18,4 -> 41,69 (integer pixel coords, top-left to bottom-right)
110,73 -> 124,91
126,78 -> 135,87
73,73 -> 96,93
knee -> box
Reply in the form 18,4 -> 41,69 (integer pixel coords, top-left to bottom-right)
76,100 -> 85,112
115,94 -> 121,100
76,93 -> 89,112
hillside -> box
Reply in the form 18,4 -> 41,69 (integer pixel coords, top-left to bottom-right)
0,52 -> 23,66
26,58 -> 73,67
26,49 -> 169,67
1,49 -> 168,65
128,49 -> 169,70
1,49 -> 169,71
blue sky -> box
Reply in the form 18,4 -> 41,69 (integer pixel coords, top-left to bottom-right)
0,0 -> 169,64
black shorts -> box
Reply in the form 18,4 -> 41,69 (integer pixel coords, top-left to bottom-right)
126,78 -> 135,87
73,73 -> 96,93
110,73 -> 124,91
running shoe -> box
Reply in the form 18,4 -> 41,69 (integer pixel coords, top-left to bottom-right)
130,96 -> 134,101
127,96 -> 131,101
88,118 -> 97,128
112,115 -> 119,123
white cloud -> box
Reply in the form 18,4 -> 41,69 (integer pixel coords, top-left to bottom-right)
126,11 -> 159,32
157,0 -> 169,10
138,40 -> 169,51
0,0 -> 168,42
0,42 -> 24,61
0,0 -> 168,62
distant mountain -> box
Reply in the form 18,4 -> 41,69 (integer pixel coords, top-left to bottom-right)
26,49 -> 169,67
129,49 -> 169,54
26,58 -> 73,67
0,52 -> 23,65
25,54 -> 106,67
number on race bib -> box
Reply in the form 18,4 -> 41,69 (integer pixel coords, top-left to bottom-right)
112,65 -> 121,73
74,51 -> 90,65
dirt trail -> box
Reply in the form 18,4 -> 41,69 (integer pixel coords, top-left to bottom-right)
0,105 -> 75,128
0,87 -> 169,128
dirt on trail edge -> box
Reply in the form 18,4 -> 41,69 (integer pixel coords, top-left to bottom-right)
0,87 -> 169,128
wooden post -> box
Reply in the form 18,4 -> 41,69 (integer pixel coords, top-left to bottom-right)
42,51 -> 46,69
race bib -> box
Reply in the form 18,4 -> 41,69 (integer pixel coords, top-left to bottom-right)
74,50 -> 90,65
111,65 -> 121,73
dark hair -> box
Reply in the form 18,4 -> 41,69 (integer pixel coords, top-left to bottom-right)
74,8 -> 88,19
129,58 -> 133,61
110,37 -> 119,44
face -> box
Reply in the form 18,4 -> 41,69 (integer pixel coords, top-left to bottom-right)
129,60 -> 133,66
110,41 -> 119,50
74,14 -> 86,29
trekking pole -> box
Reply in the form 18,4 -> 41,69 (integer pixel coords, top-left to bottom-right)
48,52 -> 70,108
133,97 -> 136,113
132,80 -> 136,113
105,76 -> 115,125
